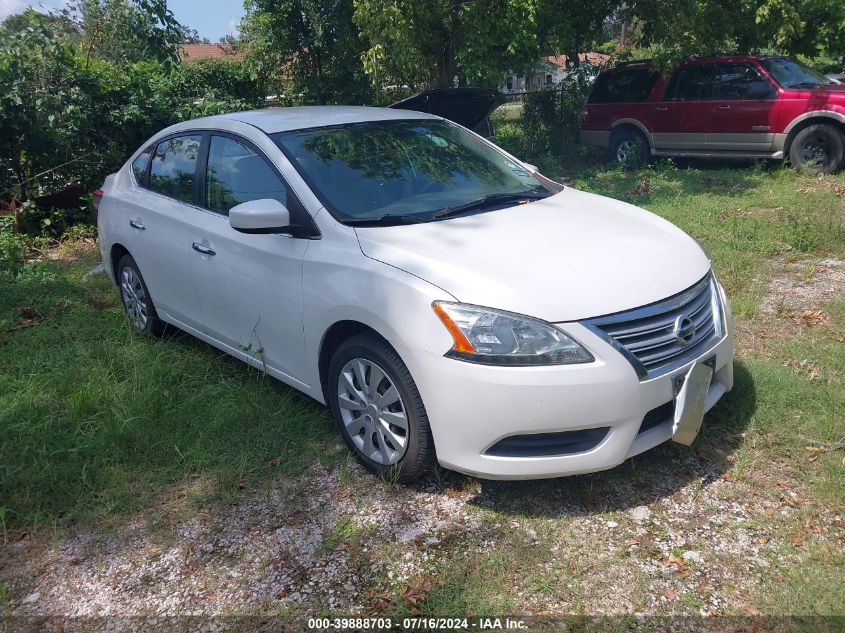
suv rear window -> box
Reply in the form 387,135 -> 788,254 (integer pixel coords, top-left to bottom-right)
588,68 -> 659,103
665,65 -> 717,101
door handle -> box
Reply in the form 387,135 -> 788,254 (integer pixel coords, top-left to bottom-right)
716,105 -> 731,111
129,219 -> 146,230
655,106 -> 668,112
192,242 -> 216,256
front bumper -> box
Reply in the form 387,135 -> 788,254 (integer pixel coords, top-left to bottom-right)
402,310 -> 734,480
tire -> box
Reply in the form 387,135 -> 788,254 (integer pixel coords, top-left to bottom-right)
116,254 -> 166,337
609,128 -> 650,170
789,123 -> 844,174
327,333 -> 435,481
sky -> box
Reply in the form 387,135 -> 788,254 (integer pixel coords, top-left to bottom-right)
0,0 -> 245,42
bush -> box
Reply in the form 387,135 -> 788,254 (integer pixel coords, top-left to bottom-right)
492,120 -> 527,159
522,90 -> 560,157
493,66 -> 595,165
0,20 -> 267,240
0,217 -> 28,278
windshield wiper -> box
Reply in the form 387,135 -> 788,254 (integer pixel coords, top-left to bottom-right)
344,214 -> 426,227
433,190 -> 550,219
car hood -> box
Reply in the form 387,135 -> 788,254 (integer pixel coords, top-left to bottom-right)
389,88 -> 503,131
785,84 -> 845,97
355,187 -> 712,322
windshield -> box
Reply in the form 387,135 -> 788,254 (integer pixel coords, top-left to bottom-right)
272,119 -> 550,224
760,57 -> 833,88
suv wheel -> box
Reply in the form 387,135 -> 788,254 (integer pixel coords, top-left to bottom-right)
327,334 -> 435,481
789,123 -> 844,174
609,129 -> 650,170
117,254 -> 166,336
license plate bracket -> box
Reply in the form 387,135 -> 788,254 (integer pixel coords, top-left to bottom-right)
671,360 -> 714,446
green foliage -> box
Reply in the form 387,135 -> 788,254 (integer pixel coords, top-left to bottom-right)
351,0 -> 617,93
0,10 -> 265,238
492,69 -> 594,163
619,0 -> 845,67
73,0 -> 184,64
240,0 -> 372,105
0,217 -> 28,278
353,0 -> 547,93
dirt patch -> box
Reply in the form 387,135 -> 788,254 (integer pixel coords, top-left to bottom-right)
2,454 -> 840,617
0,463 -> 482,616
735,257 -> 843,356
759,258 -> 845,316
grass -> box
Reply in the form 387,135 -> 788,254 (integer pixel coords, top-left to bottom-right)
0,245 -> 341,531
566,161 -> 845,319
1,151 -> 844,618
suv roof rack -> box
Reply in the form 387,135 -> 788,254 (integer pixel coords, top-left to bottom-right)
615,59 -> 653,66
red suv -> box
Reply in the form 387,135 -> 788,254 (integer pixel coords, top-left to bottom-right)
580,56 -> 845,173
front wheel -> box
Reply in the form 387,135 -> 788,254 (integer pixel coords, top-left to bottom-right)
327,334 -> 435,481
609,128 -> 650,170
789,124 -> 844,174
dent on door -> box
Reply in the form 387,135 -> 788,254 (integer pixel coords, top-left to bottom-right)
190,231 -> 311,385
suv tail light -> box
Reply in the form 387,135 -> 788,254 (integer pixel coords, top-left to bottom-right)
92,188 -> 104,214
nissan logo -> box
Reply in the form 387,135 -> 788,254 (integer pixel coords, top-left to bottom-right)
673,315 -> 696,345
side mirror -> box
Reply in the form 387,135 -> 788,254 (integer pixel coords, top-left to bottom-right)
229,199 -> 290,234
746,80 -> 774,99
523,163 -> 539,173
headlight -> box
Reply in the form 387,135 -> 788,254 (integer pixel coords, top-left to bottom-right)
432,302 -> 594,366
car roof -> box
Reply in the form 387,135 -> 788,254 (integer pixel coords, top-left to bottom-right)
195,105 -> 437,134
603,54 -> 784,74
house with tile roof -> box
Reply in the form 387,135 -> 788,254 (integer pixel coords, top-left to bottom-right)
179,43 -> 236,62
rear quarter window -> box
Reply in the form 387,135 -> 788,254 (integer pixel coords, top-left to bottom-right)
588,68 -> 659,103
148,135 -> 202,203
131,148 -> 151,185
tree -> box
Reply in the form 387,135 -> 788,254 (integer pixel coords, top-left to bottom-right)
1,8 -> 81,43
353,0 -> 543,92
618,0 -> 845,68
240,0 -> 373,105
71,0 -> 185,65
352,0 -> 626,94
537,0 -> 618,66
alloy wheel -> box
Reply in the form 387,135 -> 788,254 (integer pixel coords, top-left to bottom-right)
120,266 -> 148,331
800,135 -> 829,168
616,139 -> 635,165
337,358 -> 408,465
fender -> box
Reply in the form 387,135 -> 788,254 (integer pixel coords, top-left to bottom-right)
783,110 -> 845,136
611,117 -> 652,140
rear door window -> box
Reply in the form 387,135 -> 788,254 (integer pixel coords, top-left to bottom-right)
588,68 -> 659,103
148,135 -> 202,203
665,65 -> 717,101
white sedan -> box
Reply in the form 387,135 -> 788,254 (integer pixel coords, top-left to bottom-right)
96,106 -> 734,480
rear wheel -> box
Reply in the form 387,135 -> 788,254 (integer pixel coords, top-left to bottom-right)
327,334 -> 435,481
117,254 -> 166,337
789,123 -> 844,174
609,128 -> 650,170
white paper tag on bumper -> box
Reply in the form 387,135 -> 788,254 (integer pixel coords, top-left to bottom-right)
672,362 -> 714,446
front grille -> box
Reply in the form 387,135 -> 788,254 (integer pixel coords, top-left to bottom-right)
583,274 -> 723,380
485,427 -> 609,458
